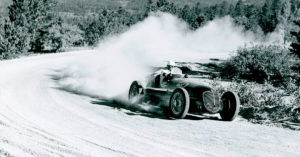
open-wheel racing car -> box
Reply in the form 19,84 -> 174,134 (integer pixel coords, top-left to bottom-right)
128,70 -> 240,121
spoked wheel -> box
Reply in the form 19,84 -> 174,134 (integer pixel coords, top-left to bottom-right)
220,91 -> 240,121
168,88 -> 190,119
128,81 -> 143,104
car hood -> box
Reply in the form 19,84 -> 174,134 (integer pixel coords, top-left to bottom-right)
172,78 -> 212,90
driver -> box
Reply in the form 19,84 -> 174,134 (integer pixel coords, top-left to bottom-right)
167,60 -> 183,75
167,60 -> 176,74
154,61 -> 183,87
154,61 -> 182,76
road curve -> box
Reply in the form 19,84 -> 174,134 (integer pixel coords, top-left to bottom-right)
0,51 -> 299,157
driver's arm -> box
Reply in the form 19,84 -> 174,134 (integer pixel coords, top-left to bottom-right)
165,72 -> 173,81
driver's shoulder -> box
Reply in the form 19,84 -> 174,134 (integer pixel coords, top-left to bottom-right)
171,67 -> 183,74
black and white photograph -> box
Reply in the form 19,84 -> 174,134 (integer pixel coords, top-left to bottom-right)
0,0 -> 300,156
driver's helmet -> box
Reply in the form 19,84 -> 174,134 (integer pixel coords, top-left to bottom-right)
167,61 -> 182,75
167,60 -> 176,67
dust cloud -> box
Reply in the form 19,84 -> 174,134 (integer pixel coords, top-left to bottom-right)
55,12 -> 283,99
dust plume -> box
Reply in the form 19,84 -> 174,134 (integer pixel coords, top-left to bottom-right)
54,12 -> 284,99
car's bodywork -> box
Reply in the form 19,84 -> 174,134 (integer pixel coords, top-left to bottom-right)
129,72 -> 240,120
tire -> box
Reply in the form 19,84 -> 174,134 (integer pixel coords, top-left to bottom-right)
128,81 -> 143,104
220,91 -> 240,121
168,88 -> 190,119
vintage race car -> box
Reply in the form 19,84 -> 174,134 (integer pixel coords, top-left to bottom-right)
128,72 -> 240,121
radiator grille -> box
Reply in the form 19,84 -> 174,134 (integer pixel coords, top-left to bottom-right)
203,91 -> 221,113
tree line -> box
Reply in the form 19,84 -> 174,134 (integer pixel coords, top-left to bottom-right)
0,0 -> 300,60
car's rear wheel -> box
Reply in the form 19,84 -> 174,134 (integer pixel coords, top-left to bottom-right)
128,81 -> 143,104
168,88 -> 190,119
220,91 -> 240,121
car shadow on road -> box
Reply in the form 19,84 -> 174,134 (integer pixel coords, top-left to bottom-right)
185,114 -> 221,121
91,98 -> 222,121
90,99 -> 170,120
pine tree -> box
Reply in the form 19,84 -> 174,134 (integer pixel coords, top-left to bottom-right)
218,1 -> 230,17
259,0 -> 281,33
0,18 -> 6,59
189,3 -> 205,29
279,0 -> 291,44
8,0 -> 56,52
193,2 -> 202,15
179,5 -> 191,23
228,4 -> 235,16
156,0 -> 168,8
233,0 -> 245,17
290,20 -> 300,82
0,18 -> 30,59
84,20 -> 104,46
144,0 -> 154,17
290,20 -> 300,58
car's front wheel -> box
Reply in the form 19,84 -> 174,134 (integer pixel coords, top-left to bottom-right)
128,81 -> 143,105
168,88 -> 190,119
220,91 -> 240,121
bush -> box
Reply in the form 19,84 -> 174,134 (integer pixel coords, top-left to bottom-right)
0,18 -> 30,60
211,80 -> 300,128
220,45 -> 297,86
43,22 -> 84,52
